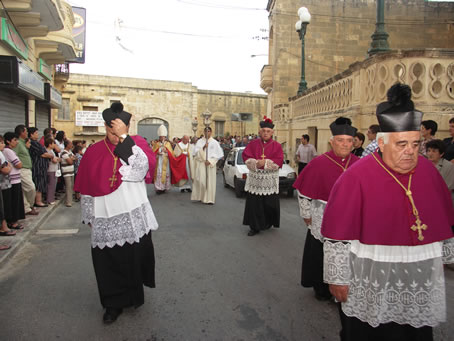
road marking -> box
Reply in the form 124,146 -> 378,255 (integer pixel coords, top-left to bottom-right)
36,229 -> 79,235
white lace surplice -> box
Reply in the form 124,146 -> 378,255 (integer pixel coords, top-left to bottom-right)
244,159 -> 279,195
81,145 -> 159,249
297,191 -> 326,241
323,238 -> 454,328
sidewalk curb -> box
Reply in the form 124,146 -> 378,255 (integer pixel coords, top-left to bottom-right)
0,198 -> 63,267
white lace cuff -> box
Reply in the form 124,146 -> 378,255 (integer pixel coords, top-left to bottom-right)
297,194 -> 311,219
81,195 -> 95,226
323,240 -> 351,285
119,145 -> 149,182
442,237 -> 454,264
264,159 -> 279,170
245,158 -> 257,172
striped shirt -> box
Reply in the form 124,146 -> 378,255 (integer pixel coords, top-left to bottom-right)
3,147 -> 21,184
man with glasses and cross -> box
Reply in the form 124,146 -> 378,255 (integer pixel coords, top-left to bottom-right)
321,83 -> 454,340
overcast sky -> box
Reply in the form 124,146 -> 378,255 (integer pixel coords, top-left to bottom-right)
68,0 -> 269,94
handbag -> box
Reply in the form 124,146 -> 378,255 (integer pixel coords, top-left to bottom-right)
55,164 -> 62,178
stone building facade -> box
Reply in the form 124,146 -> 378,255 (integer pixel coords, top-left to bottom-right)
56,74 -> 267,141
262,0 -> 454,163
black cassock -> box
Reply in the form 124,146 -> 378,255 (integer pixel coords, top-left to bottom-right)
243,192 -> 280,232
92,231 -> 155,309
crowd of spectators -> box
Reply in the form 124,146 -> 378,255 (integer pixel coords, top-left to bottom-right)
0,126 -> 86,250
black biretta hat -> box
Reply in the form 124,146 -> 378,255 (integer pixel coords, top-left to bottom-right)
376,83 -> 423,132
329,117 -> 357,136
102,102 -> 132,128
260,116 -> 274,129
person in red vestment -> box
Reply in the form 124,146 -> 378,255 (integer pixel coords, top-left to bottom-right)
242,116 -> 284,236
293,117 -> 359,300
74,102 -> 158,324
321,84 -> 454,340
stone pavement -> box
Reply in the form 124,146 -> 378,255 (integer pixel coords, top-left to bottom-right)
0,196 -> 64,266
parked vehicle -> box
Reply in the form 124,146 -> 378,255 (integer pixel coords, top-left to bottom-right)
223,147 -> 297,198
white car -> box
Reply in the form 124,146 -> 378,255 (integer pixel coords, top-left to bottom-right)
222,147 -> 297,198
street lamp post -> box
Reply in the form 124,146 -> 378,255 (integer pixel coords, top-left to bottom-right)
295,7 -> 311,96
368,0 -> 390,56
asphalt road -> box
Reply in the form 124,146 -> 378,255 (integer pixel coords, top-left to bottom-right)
0,174 -> 453,340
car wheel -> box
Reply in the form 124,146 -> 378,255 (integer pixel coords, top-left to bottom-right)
234,177 -> 243,198
287,188 -> 295,198
223,172 -> 229,188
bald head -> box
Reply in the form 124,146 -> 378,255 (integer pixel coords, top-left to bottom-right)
182,135 -> 189,144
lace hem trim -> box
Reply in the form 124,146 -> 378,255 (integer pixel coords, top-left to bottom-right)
244,168 -> 279,195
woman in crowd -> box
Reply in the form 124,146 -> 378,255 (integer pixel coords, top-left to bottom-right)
28,127 -> 52,207
0,135 -> 16,242
73,144 -> 83,202
2,132 -> 25,229
55,131 -> 66,194
60,140 -> 75,207
45,136 -> 60,205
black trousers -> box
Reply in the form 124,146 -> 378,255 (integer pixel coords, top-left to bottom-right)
338,304 -> 433,341
298,162 -> 308,175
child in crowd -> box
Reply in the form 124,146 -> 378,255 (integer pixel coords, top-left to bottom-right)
60,140 -> 75,207
45,137 -> 60,205
73,144 -> 83,202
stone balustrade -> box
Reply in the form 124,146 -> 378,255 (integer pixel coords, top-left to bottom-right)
274,49 -> 454,158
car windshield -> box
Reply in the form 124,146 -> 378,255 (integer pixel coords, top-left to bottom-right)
236,149 -> 245,165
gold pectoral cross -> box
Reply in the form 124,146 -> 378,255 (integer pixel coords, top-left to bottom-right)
261,153 -> 265,160
109,157 -> 118,187
411,218 -> 428,241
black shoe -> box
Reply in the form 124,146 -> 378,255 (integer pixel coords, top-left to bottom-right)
181,189 -> 185,193
187,189 -> 192,193
247,229 -> 259,236
103,307 -> 123,324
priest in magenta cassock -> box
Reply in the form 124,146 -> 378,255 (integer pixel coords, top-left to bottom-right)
321,83 -> 454,340
293,117 -> 359,300
242,116 -> 283,236
74,102 -> 159,324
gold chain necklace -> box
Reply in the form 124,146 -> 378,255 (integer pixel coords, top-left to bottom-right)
260,139 -> 271,160
372,153 -> 427,241
104,138 -> 119,188
323,153 -> 351,172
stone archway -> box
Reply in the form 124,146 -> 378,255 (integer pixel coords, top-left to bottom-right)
137,117 -> 169,141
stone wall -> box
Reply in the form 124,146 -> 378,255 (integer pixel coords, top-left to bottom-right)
57,74 -> 267,141
265,0 -> 454,117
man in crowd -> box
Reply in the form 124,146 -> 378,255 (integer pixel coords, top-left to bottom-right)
351,132 -> 365,157
293,117 -> 359,300
191,127 -> 223,204
152,125 -> 173,194
443,117 -> 454,161
74,102 -> 158,324
321,83 -> 454,340
13,125 -> 38,216
173,135 -> 192,192
295,134 -> 317,174
361,124 -> 380,157
419,119 -> 437,157
242,117 -> 283,236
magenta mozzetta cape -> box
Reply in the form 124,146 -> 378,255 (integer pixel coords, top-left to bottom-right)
242,138 -> 284,168
293,150 -> 359,201
321,152 -> 454,246
74,135 -> 156,197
